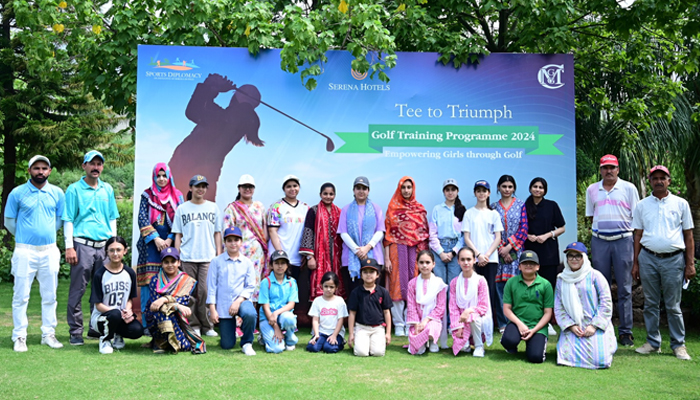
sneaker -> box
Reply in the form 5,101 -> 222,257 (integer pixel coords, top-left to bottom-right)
429,341 -> 439,353
242,343 -> 256,356
257,334 -> 265,346
673,346 -> 691,360
69,334 -> 84,346
285,345 -> 296,351
194,328 -> 201,337
205,330 -> 218,337
14,337 -> 28,352
619,334 -> 634,347
547,323 -> 557,336
87,328 -> 101,339
99,337 -> 114,354
41,334 -> 64,349
415,344 -> 427,355
404,326 -> 410,336
473,346 -> 485,357
143,328 -> 151,337
236,327 -> 243,338
462,343 -> 472,353
635,342 -> 661,355
499,327 -> 506,335
113,335 -> 125,350
395,327 -> 406,337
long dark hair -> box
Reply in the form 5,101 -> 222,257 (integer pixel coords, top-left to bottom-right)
320,182 -> 336,195
525,177 -> 548,221
454,195 -> 466,221
497,175 -> 517,195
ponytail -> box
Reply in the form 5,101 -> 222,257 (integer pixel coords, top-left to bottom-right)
454,195 -> 466,222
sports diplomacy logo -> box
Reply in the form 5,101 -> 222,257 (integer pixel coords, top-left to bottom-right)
328,68 -> 390,91
145,54 -> 203,81
537,64 -> 565,89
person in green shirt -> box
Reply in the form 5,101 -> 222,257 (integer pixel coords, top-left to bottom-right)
501,250 -> 553,363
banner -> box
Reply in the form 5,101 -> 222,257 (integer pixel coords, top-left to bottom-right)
134,46 -> 576,260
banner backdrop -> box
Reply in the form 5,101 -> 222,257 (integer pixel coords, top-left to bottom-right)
134,45 -> 576,263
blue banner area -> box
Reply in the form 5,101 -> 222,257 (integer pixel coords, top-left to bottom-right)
134,46 -> 577,254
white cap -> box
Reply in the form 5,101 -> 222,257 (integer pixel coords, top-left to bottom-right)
282,174 -> 300,188
238,174 -> 255,187
29,155 -> 51,168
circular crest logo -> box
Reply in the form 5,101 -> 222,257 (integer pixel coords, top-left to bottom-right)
351,69 -> 368,80
537,64 -> 565,89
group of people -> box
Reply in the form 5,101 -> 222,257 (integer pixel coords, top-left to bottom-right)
6,151 -> 695,367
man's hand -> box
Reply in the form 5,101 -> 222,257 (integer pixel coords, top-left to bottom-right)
65,248 -> 78,266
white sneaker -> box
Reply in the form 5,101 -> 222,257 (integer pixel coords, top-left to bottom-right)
404,326 -> 410,336
635,342 -> 661,355
14,337 -> 28,352
41,334 -> 64,349
112,335 -> 125,350
285,345 -> 296,351
415,344 -> 427,355
674,346 -> 691,360
194,328 -> 201,336
395,327 -> 406,337
99,338 -> 114,354
205,330 -> 219,337
242,343 -> 256,356
462,343 -> 472,353
548,323 -> 557,336
429,341 -> 439,353
473,346 -> 485,357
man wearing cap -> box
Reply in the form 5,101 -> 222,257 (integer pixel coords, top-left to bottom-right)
63,150 -> 120,345
585,154 -> 639,347
5,155 -> 65,352
172,174 -> 223,337
632,165 -> 695,360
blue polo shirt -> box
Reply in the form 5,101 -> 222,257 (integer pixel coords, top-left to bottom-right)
258,274 -> 298,322
62,177 -> 120,241
4,180 -> 65,246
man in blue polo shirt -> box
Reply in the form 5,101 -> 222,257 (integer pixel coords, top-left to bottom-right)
5,155 -> 65,352
63,150 -> 120,345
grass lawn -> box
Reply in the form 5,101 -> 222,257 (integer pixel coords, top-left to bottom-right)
1,282 -> 698,400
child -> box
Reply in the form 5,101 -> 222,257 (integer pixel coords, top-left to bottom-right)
259,250 -> 299,353
406,250 -> 447,355
207,227 -> 258,356
90,237 -> 143,354
449,247 -> 493,357
347,258 -> 393,357
306,271 -> 348,353
501,250 -> 553,363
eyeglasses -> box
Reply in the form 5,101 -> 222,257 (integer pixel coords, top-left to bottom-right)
107,248 -> 124,254
566,253 -> 583,260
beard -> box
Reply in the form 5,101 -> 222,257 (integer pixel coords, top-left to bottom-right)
31,175 -> 48,184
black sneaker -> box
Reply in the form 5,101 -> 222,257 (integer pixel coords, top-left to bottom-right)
619,334 -> 634,347
70,334 -> 84,346
87,328 -> 101,339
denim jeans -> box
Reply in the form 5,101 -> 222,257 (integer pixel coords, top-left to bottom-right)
306,333 -> 345,353
218,300 -> 257,349
259,311 -> 298,353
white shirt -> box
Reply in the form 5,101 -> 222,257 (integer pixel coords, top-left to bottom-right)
461,207 -> 504,263
632,192 -> 693,253
267,199 -> 309,266
308,295 -> 348,337
171,201 -> 223,262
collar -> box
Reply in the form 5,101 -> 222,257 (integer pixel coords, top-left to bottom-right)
598,178 -> 623,192
440,202 -> 455,210
515,274 -> 541,286
26,180 -> 46,193
225,253 -> 242,262
79,177 -> 103,190
269,273 -> 290,285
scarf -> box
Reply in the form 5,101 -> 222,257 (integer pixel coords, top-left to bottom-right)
415,273 -> 447,319
456,272 -> 493,346
347,199 -> 377,279
385,176 -> 429,246
231,200 -> 268,272
145,163 -> 184,225
557,253 -> 593,327
311,202 -> 344,297
155,269 -> 196,299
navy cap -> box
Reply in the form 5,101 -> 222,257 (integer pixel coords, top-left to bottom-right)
189,174 -> 209,186
360,258 -> 380,272
160,247 -> 180,261
224,226 -> 243,239
83,150 -> 105,164
270,250 -> 290,262
474,180 -> 490,191
519,250 -> 539,264
564,242 -> 588,254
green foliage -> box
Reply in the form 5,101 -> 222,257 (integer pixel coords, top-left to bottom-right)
116,199 -> 134,266
0,229 -> 14,283
681,262 -> 700,318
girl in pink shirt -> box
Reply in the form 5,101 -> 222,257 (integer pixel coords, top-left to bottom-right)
406,250 -> 447,355
449,247 -> 493,357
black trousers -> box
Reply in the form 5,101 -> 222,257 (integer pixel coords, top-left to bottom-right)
97,309 -> 144,341
500,322 -> 548,363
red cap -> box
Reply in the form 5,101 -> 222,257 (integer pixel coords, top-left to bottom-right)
649,165 -> 670,177
599,154 -> 618,167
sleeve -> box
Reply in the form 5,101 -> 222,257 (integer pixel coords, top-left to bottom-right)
4,188 -> 19,219
381,287 -> 393,310
299,207 -> 317,255
4,217 -> 16,235
405,279 -> 420,325
542,279 -> 554,309
171,206 -> 183,234
502,278 -> 513,305
214,206 -> 223,233
585,184 -> 595,217
338,299 -> 349,318
222,204 -> 235,231
258,277 -> 270,305
289,279 -> 299,303
681,199 -> 694,230
428,207 -> 444,254
340,232 -> 359,253
376,205 -> 386,232
147,276 -> 160,309
127,267 -> 138,299
474,278 -> 489,317
449,279 -> 463,331
308,298 -> 320,317
90,268 -> 105,304
461,211 -> 470,233
590,272 -> 613,330
429,287 -> 447,321
368,230 -> 384,248
552,201 -> 565,228
62,184 -> 78,222
629,184 -> 640,215
553,278 -> 575,330
206,257 -> 219,304
184,82 -> 224,124
241,259 -> 256,299
492,210 -> 504,232
508,204 -> 529,251
267,202 -> 281,227
346,288 -> 358,311
138,195 -> 158,244
55,188 -> 66,231
107,185 -> 120,220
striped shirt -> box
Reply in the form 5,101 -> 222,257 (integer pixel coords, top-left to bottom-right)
585,179 -> 639,235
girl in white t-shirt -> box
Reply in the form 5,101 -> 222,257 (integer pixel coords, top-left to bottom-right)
461,180 -> 503,329
306,271 -> 348,353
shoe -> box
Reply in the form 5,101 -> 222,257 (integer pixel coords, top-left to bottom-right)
674,346 -> 691,360
404,326 -> 410,336
619,334 -> 634,347
285,345 -> 296,351
635,342 -> 660,355
429,341 -> 439,353
194,328 -> 201,336
143,328 -> 151,337
69,334 -> 84,346
14,337 -> 28,352
99,337 -> 114,354
395,327 -> 406,337
242,343 -> 256,356
473,346 -> 485,357
41,334 -> 64,349
499,327 -> 506,335
205,330 -> 218,337
462,343 -> 472,353
257,334 -> 265,346
113,335 -> 125,350
415,344 -> 427,355
87,328 -> 101,339
236,327 -> 243,338
548,323 -> 557,336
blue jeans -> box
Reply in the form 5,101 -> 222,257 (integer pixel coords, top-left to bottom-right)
259,311 -> 298,353
218,300 -> 257,349
140,286 -> 150,328
306,333 -> 345,353
495,281 -> 508,329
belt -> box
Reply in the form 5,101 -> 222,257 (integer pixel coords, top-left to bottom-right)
15,243 -> 58,251
74,237 -> 107,248
592,231 -> 633,241
642,247 -> 684,259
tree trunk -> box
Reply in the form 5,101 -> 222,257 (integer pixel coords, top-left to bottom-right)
0,2 -> 16,243
684,164 -> 700,255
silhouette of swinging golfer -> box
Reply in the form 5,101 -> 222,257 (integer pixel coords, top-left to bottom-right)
170,73 -> 334,201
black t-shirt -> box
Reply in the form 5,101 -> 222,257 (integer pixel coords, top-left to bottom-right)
524,198 -> 566,267
347,284 -> 393,326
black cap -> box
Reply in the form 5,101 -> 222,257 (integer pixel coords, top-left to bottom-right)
270,250 -> 290,262
360,258 -> 380,272
519,250 -> 540,264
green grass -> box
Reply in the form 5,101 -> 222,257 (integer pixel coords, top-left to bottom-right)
1,282 -> 699,400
